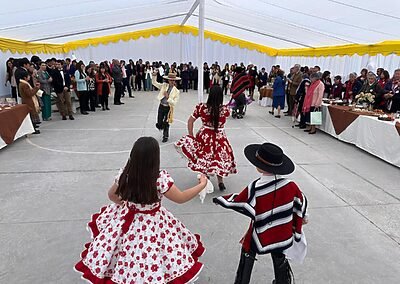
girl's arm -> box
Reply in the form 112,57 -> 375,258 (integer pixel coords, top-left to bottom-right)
108,183 -> 123,205
187,115 -> 196,136
164,175 -> 207,204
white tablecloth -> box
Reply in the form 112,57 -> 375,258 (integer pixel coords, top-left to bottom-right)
0,114 -> 34,150
320,104 -> 400,167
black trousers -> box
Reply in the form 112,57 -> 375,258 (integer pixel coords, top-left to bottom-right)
142,76 -> 147,91
135,75 -> 142,91
114,82 -> 122,104
234,93 -> 246,115
11,86 -> 17,101
182,79 -> 189,92
78,91 -> 90,113
222,80 -> 229,95
122,77 -> 132,97
193,79 -> 198,90
88,90 -> 97,111
99,94 -> 109,109
235,248 -> 292,284
156,104 -> 170,139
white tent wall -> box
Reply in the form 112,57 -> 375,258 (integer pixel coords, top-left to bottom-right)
65,33 -> 275,69
276,54 -> 400,79
0,50 -> 64,97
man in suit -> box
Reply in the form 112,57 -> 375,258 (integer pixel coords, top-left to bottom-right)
258,67 -> 268,89
52,60 -> 74,120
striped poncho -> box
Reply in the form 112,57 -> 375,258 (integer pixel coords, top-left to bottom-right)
230,71 -> 251,99
214,176 -> 307,254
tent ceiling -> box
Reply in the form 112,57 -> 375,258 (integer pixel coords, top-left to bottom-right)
0,0 -> 399,48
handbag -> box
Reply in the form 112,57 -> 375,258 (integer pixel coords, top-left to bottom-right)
310,108 -> 322,125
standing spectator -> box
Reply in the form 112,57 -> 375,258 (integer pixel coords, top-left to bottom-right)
295,74 -> 311,129
321,71 -> 332,98
5,59 -> 18,101
222,64 -> 230,95
188,62 -> 194,89
359,72 -> 383,109
358,68 -> 368,85
378,70 -> 390,88
135,59 -> 143,91
112,59 -> 124,105
96,65 -> 112,111
14,57 -> 31,91
19,72 -> 41,134
75,61 -> 90,115
257,67 -> 268,90
376,68 -> 384,80
127,59 -> 135,91
52,60 -> 74,120
303,73 -> 324,134
383,69 -> 400,112
193,67 -> 199,90
37,62 -> 53,121
247,64 -> 257,100
343,72 -> 362,101
330,75 -> 344,99
121,60 -> 133,98
269,70 -> 286,118
86,66 -> 97,111
286,64 -> 302,116
181,64 -> 189,92
203,62 -> 210,93
144,62 -> 153,91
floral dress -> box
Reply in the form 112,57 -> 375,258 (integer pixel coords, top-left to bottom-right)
75,170 -> 205,284
175,103 -> 237,177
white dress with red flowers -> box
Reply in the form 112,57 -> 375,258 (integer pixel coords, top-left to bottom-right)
75,170 -> 205,284
175,103 -> 237,177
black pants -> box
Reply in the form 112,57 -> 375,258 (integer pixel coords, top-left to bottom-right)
234,93 -> 246,115
78,91 -> 89,113
182,79 -> 189,92
11,86 -> 17,101
156,104 -> 170,139
193,79 -> 198,90
122,77 -> 132,97
100,94 -> 109,109
114,82 -> 122,104
222,80 -> 229,95
88,90 -> 97,111
135,75 -> 142,91
142,76 -> 147,91
235,248 -> 292,284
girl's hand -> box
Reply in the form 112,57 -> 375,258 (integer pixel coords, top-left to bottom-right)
198,174 -> 207,186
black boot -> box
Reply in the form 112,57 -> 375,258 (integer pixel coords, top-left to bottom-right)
271,253 -> 293,284
234,249 -> 256,284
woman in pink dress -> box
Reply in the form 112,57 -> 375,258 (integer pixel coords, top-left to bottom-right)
175,85 -> 237,191
75,137 -> 207,284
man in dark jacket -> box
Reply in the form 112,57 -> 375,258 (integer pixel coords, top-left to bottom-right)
112,59 -> 124,105
52,60 -> 74,120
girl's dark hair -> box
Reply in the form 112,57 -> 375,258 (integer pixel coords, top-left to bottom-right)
116,137 -> 160,204
322,71 -> 330,79
206,85 -> 223,131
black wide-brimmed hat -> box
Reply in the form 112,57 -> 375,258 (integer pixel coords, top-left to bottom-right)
244,143 -> 295,175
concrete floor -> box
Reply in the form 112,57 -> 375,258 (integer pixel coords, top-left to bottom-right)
1,90 -> 400,284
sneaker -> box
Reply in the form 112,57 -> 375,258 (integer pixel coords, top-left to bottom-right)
162,137 -> 168,143
69,115 -> 75,120
275,115 -> 281,118
62,116 -> 67,120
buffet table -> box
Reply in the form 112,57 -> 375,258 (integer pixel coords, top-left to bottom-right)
258,87 -> 273,107
0,104 -> 35,150
320,104 -> 400,167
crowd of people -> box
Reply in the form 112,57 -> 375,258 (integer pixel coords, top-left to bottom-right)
4,56 -> 400,137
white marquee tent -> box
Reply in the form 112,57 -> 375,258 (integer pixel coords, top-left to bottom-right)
1,0 -> 400,96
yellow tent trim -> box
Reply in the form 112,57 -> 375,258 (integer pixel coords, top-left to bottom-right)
1,25 -> 399,57
278,41 -> 400,57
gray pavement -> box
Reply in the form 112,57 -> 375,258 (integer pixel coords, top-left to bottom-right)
1,90 -> 400,284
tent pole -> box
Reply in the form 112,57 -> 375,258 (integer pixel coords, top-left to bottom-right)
197,0 -> 205,102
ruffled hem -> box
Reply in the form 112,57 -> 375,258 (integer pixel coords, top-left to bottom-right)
175,138 -> 237,178
75,207 -> 206,284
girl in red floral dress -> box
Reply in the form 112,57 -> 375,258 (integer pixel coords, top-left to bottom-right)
75,137 -> 207,284
175,85 -> 237,191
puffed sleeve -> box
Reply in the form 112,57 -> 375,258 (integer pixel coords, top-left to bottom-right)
191,103 -> 202,119
157,170 -> 175,194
